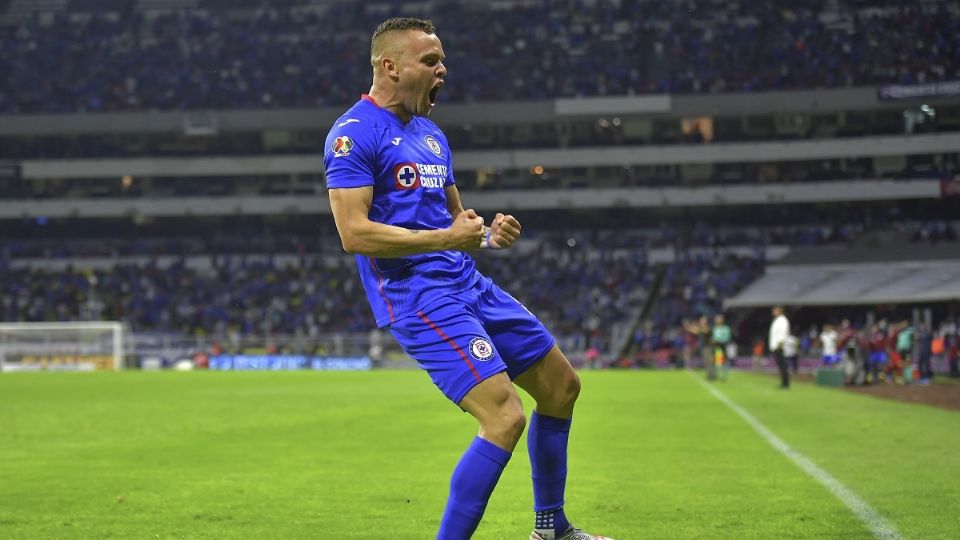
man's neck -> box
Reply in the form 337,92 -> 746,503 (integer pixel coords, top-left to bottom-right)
367,87 -> 412,124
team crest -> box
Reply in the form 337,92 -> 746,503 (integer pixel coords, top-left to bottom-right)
424,135 -> 442,156
332,136 -> 354,157
469,337 -> 495,361
393,162 -> 421,189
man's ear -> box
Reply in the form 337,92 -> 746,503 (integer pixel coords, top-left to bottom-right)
382,57 -> 399,80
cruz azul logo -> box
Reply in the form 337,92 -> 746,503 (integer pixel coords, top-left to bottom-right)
469,337 -> 495,361
394,163 -> 448,190
424,135 -> 442,156
394,163 -> 421,189
332,136 -> 353,157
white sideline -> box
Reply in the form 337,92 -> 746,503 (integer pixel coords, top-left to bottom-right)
687,372 -> 904,540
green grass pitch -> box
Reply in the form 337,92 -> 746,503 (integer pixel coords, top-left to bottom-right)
1,370 -> 958,539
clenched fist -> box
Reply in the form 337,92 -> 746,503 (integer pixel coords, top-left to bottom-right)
487,213 -> 521,249
447,208 -> 485,251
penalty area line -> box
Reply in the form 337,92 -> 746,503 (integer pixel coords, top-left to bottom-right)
686,372 -> 904,540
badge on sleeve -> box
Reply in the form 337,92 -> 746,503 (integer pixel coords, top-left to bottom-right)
332,136 -> 354,157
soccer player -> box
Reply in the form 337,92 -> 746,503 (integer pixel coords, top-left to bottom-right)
819,323 -> 839,366
322,17 -> 613,540
710,314 -> 732,381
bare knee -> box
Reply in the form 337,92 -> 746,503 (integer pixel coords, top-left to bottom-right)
515,346 -> 583,417
460,374 -> 527,450
484,406 -> 526,449
538,370 -> 580,417
559,370 -> 581,409
566,371 -> 582,406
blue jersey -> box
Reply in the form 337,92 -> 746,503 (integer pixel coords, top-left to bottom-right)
323,95 -> 480,327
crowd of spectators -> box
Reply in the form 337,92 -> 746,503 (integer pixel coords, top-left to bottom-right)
478,236 -> 652,354
1,256 -> 373,336
1,229 -> 765,350
1,0 -> 958,113
4,254 -> 766,363
0,249 -> 751,355
0,221 -> 850,353
1,218 -> 956,359
654,252 -> 764,330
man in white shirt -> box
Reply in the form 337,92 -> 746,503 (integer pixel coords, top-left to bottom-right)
820,324 -> 840,366
769,306 -> 791,388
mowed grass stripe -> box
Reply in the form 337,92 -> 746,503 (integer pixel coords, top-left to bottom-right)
0,371 -> 463,539
716,371 -> 960,540
688,371 -> 902,540
0,370 -> 954,538
526,371 -> 874,540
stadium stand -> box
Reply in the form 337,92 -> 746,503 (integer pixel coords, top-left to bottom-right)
2,0 -> 959,371
0,0 -> 958,112
2,213 -> 954,357
0,236 -> 755,355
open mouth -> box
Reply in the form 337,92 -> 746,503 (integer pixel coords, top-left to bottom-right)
428,84 -> 441,105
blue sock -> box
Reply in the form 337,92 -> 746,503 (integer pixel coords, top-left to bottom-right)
437,436 -> 512,540
529,411 -> 572,535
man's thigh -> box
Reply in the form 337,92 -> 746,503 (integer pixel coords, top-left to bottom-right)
476,280 -> 556,380
390,300 -> 507,405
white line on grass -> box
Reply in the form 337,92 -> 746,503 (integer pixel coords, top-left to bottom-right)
686,372 -> 904,540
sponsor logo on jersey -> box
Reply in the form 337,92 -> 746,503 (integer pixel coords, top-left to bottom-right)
424,135 -> 442,156
469,337 -> 495,361
332,136 -> 354,157
392,162 -> 448,190
394,162 -> 421,189
391,137 -> 402,145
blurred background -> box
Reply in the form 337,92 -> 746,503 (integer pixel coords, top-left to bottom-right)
0,0 -> 958,379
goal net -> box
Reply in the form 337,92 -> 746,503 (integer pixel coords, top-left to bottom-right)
0,322 -> 126,372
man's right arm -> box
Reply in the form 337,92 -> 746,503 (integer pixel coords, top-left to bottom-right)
328,187 -> 485,258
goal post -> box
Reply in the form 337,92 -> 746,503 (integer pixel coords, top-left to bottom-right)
0,322 -> 126,372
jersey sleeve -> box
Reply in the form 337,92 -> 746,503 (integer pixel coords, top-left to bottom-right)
323,119 -> 379,189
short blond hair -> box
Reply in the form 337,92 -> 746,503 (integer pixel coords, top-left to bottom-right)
370,17 -> 436,61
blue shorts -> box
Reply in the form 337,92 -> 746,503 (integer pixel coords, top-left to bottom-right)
822,354 -> 840,365
869,351 -> 887,364
389,276 -> 555,405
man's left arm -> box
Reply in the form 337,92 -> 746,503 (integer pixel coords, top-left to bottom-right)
444,185 -> 521,249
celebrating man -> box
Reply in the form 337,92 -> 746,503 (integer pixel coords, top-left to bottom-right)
323,17 -> 613,540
